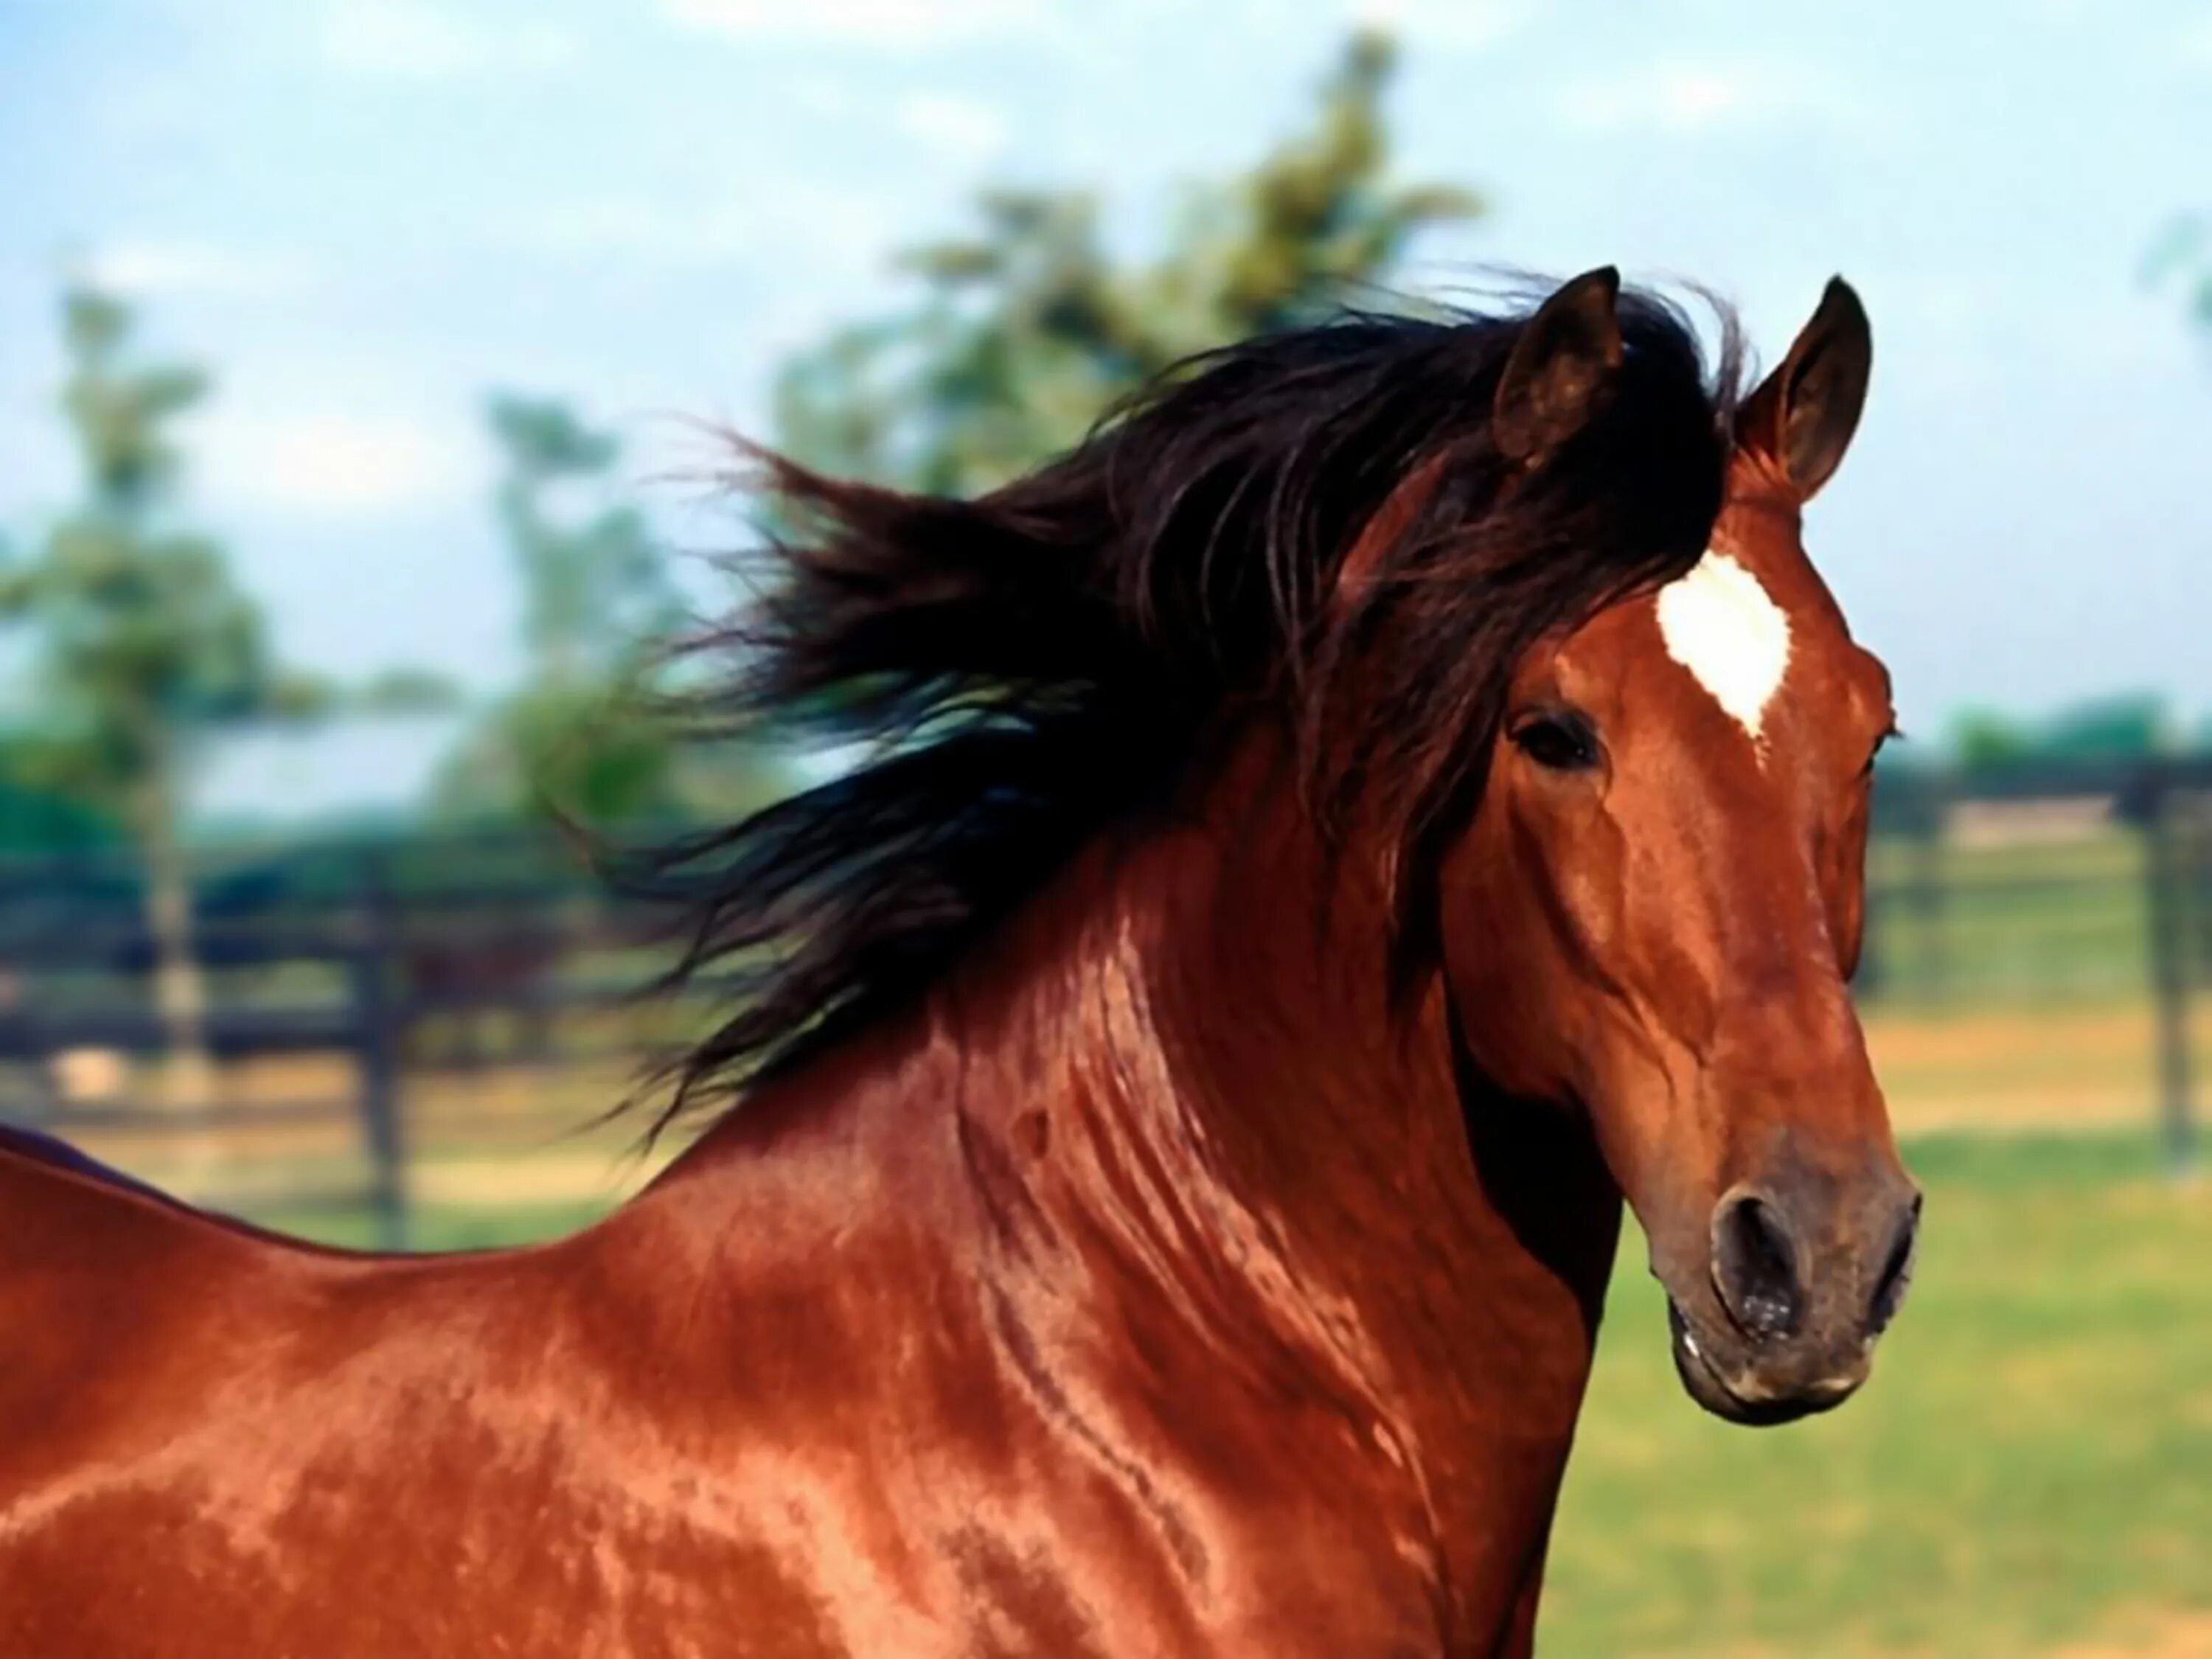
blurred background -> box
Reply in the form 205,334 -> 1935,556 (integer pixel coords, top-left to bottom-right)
2,2 -> 2208,1653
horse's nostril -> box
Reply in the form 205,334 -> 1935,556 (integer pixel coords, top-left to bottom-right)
1869,1190 -> 1921,1335
1712,1190 -> 1805,1341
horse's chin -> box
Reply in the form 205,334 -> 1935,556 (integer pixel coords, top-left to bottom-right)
1663,1299 -> 1851,1428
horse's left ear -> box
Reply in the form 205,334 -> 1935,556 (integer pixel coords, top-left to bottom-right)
1739,276 -> 1871,502
1492,266 -> 1625,467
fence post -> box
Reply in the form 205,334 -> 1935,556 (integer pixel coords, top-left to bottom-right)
351,851 -> 409,1248
2192,799 -> 2212,983
2143,759 -> 2196,1178
1911,773 -> 1950,1004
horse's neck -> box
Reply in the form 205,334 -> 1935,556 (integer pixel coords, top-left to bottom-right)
1101,763 -> 1623,1594
651,746 -> 1621,1617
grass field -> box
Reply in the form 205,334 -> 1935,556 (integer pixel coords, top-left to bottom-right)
243,1130 -> 2211,1659
1538,1133 -> 2211,1659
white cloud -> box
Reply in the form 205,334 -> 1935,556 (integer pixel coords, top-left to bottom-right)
893,94 -> 1009,165
658,0 -> 1043,49
1555,55 -> 1859,137
320,0 -> 577,79
198,410 -> 480,517
83,240 -> 321,303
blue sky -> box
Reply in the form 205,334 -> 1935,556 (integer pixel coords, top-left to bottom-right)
3,0 -> 2209,814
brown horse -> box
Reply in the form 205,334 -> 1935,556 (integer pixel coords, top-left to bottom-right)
0,271 -> 1916,1657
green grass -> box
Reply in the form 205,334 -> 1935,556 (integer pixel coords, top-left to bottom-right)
1540,1132 -> 2212,1657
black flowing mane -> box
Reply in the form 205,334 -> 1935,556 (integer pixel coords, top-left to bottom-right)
631,284 -> 1744,1125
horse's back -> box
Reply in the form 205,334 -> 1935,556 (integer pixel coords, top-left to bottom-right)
0,1121 -> 172,1203
0,1128 -> 577,1652
0,1127 -> 311,1437
0,1121 -> 299,1285
0,1133 -> 821,1655
0,1121 -> 259,1280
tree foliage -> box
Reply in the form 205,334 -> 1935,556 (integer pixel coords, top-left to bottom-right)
486,395 -> 674,683
1948,695 -> 2175,773
773,31 -> 1481,495
434,395 -> 691,827
0,290 -> 308,812
0,285 -> 333,1098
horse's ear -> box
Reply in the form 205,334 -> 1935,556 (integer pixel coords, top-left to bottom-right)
1492,266 -> 1625,466
1738,276 -> 1871,502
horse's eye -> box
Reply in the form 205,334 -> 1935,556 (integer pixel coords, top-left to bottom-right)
1512,711 -> 1601,773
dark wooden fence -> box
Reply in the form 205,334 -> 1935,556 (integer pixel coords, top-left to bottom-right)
1865,753 -> 2212,1174
0,829 -> 678,1246
1,754 -> 2206,1242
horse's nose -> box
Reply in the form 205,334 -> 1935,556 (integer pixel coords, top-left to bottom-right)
1711,1174 -> 1921,1348
1711,1186 -> 1806,1340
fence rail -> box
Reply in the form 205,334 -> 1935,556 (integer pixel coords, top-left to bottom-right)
1861,754 -> 2208,1171
0,827 -> 678,1245
2,757 -> 2206,1239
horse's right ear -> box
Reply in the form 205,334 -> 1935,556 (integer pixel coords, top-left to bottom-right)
1492,267 -> 1625,466
1736,276 -> 1871,503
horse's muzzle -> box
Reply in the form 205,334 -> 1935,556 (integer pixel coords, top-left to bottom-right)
1662,1168 -> 1921,1426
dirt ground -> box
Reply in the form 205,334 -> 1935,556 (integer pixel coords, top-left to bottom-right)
1864,1001 -> 2212,1133
2050,1613 -> 2212,1658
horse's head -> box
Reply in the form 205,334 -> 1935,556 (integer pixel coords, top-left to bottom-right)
1443,276 -> 1917,1425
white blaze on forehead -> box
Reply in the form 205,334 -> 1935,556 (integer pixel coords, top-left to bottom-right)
1655,550 -> 1792,741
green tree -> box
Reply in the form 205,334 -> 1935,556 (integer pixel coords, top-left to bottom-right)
434,395 -> 687,827
487,396 -> 674,685
775,31 -> 1481,495
0,755 -> 121,856
0,286 -> 327,1105
2037,695 -> 2173,759
1949,709 -> 2033,773
353,665 -> 466,715
1950,696 -> 2174,773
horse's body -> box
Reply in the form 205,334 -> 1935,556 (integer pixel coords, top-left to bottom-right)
0,274 -> 1916,1655
1,772 -> 1594,1655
